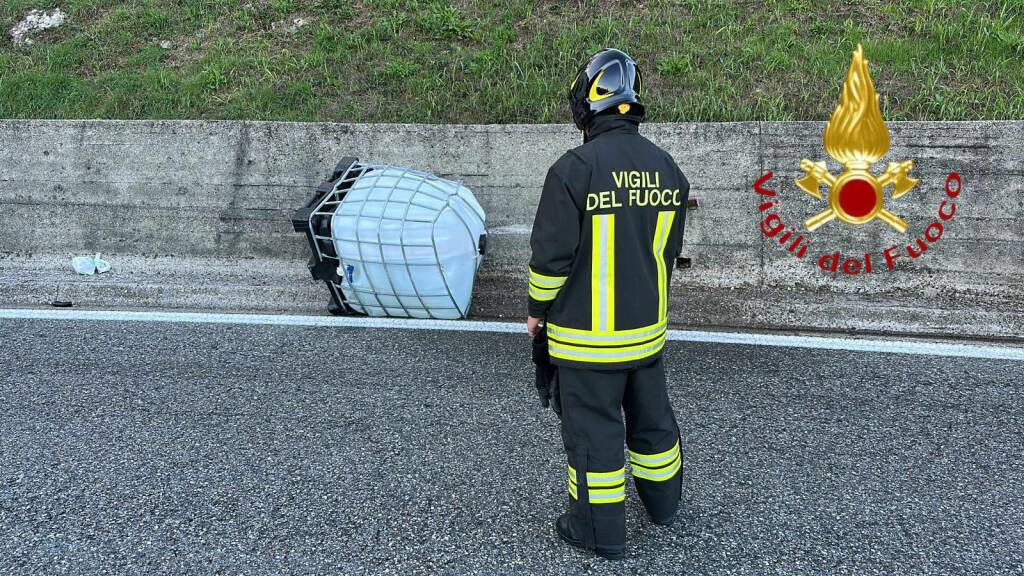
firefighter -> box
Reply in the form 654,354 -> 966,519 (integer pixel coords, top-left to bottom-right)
527,48 -> 690,560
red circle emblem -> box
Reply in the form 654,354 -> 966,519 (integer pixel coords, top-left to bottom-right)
837,178 -> 877,218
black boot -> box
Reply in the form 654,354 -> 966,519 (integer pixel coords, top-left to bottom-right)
650,512 -> 676,526
554,514 -> 625,560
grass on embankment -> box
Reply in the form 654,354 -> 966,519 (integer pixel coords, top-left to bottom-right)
1,0 -> 1022,122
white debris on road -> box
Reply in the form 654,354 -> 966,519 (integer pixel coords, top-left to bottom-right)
71,253 -> 111,275
10,8 -> 67,46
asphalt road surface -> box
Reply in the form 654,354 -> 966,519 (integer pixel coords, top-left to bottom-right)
1,318 -> 1022,575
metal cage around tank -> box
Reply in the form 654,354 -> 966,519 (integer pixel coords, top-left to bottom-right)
293,157 -> 487,319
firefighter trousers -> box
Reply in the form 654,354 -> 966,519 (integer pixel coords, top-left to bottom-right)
558,355 -> 682,549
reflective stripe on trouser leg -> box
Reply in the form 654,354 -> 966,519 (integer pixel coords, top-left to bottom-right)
567,465 -> 578,500
629,438 -> 682,524
629,439 -> 681,481
568,464 -> 626,503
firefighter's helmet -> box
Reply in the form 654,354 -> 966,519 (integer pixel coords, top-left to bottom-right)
568,48 -> 644,130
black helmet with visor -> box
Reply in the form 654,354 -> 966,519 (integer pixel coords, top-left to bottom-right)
567,48 -> 644,130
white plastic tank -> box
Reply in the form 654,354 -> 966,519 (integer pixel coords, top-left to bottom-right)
326,164 -> 486,319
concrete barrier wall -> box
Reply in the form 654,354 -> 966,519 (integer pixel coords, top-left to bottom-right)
1,120 -> 1022,339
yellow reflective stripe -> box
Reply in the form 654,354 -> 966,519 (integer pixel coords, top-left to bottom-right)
591,213 -> 616,333
630,441 -> 682,483
588,487 -> 625,503
549,335 -> 665,364
628,440 -> 680,466
568,464 -> 626,501
529,267 -> 566,302
631,452 -> 680,473
632,455 -> 681,482
549,320 -> 666,336
547,320 -> 666,347
529,284 -> 559,301
586,468 -> 624,480
591,216 -> 600,330
568,464 -> 578,499
631,453 -> 681,475
529,268 -> 567,288
632,455 -> 681,481
652,211 -> 676,321
586,468 -> 625,487
607,215 -> 616,331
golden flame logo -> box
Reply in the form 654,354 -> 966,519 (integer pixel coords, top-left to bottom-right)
796,44 -> 918,232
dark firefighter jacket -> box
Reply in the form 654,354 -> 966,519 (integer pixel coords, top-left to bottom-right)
528,112 -> 690,370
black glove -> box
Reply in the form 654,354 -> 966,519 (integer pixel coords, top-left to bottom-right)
532,325 -> 561,418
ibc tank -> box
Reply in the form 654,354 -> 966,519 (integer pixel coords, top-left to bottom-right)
297,159 -> 487,319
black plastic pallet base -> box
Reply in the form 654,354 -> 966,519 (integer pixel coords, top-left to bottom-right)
293,156 -> 362,315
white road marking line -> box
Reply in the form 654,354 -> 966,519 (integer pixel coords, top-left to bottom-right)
1,308 -> 1022,361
